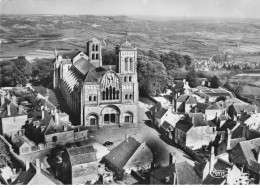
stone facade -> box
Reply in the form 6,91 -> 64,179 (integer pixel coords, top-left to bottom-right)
54,38 -> 139,127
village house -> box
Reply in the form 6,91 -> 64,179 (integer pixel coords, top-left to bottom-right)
61,145 -> 99,185
174,113 -> 216,150
239,112 -> 260,132
229,137 -> 260,183
228,103 -> 259,121
194,146 -> 242,185
102,136 -> 153,180
173,94 -> 197,113
0,94 -> 27,136
11,159 -> 63,185
150,153 -> 202,185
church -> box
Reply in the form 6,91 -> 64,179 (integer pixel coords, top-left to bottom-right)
53,38 -> 139,128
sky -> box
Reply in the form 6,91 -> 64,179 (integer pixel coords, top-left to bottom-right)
0,0 -> 260,18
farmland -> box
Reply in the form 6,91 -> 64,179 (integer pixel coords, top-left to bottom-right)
1,15 -> 260,62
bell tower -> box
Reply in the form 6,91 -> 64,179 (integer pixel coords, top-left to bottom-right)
115,40 -> 137,74
86,38 -> 102,67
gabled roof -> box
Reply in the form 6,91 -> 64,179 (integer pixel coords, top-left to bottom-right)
117,40 -> 136,50
231,104 -> 259,114
0,98 -> 27,118
73,57 -> 96,75
176,95 -> 189,102
235,137 -> 260,165
203,174 -> 225,185
88,38 -> 100,43
67,145 -> 97,166
196,102 -> 210,110
216,120 -> 237,132
176,113 -> 208,133
230,137 -> 246,150
161,121 -> 173,130
61,59 -> 72,65
150,102 -> 162,112
84,67 -> 107,83
12,134 -> 35,148
155,107 -> 168,119
12,163 -> 63,185
103,137 -> 141,169
185,96 -> 197,104
150,161 -> 202,185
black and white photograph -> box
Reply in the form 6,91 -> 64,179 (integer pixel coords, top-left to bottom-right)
0,0 -> 260,185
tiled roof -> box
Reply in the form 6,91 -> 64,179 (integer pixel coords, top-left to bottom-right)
176,113 -> 207,132
117,40 -> 135,50
216,120 -> 237,131
67,145 -> 97,166
196,103 -> 210,110
74,57 -> 96,75
203,174 -> 225,185
230,137 -> 246,150
176,95 -> 189,102
103,137 -> 141,169
0,98 -> 27,118
149,102 -> 162,112
12,134 -> 35,148
231,104 -> 259,114
61,59 -> 72,65
151,161 -> 202,185
206,103 -> 222,110
161,121 -> 172,130
214,158 -> 233,171
185,96 -> 197,104
84,67 -> 107,83
89,38 -> 100,43
248,159 -> 260,174
155,107 -> 168,119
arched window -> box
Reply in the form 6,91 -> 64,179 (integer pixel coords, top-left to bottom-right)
102,91 -> 105,100
129,58 -> 133,71
109,86 -> 112,100
96,53 -> 99,60
116,90 -> 119,99
113,87 -> 116,100
125,94 -> 128,99
93,96 -> 96,101
129,94 -> 132,99
89,96 -> 92,101
129,76 -> 132,82
96,45 -> 99,51
124,76 -> 127,82
92,54 -> 95,60
92,45 -> 95,51
124,112 -> 133,123
106,88 -> 109,100
125,58 -> 128,71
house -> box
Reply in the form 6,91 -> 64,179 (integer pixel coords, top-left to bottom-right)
102,136 -> 153,180
240,112 -> 260,131
196,78 -> 208,86
11,132 -> 37,155
61,145 -> 99,185
12,159 -> 63,185
228,104 -> 258,121
149,102 -> 162,125
204,102 -> 224,120
24,107 -> 88,149
150,153 -> 202,185
0,94 -> 28,136
174,113 -> 216,150
229,137 -> 260,182
194,146 -> 242,185
173,95 -> 197,113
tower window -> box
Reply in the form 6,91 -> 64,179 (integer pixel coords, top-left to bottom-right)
129,94 -> 132,99
129,58 -> 133,71
92,45 -> 95,51
96,45 -> 99,51
129,76 -> 132,82
125,58 -> 128,71
96,53 -> 99,60
89,96 -> 92,101
93,96 -> 97,101
125,94 -> 128,99
124,76 -> 127,82
92,54 -> 95,60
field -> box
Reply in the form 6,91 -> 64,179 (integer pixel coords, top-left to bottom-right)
1,15 -> 260,61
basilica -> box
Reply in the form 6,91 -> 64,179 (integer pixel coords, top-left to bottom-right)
53,38 -> 139,128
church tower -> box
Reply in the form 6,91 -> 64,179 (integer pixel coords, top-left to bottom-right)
53,49 -> 62,89
115,39 -> 139,103
86,38 -> 102,67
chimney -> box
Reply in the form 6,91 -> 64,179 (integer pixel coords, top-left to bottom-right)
63,124 -> 68,132
7,91 -> 10,99
78,126 -> 80,132
41,162 -> 44,170
191,117 -> 195,125
255,108 -> 258,114
226,129 -> 232,150
209,146 -> 215,173
42,109 -> 45,120
242,125 -> 246,138
35,159 -> 41,174
0,94 -> 4,106
204,115 -> 207,121
54,109 -> 59,125
205,96 -> 209,103
7,103 -> 11,116
41,105 -> 44,110
195,107 -> 198,113
26,160 -> 30,171
12,95 -> 17,104
125,134 -> 129,141
18,105 -> 23,115
257,146 -> 260,163
173,172 -> 177,185
169,152 -> 176,165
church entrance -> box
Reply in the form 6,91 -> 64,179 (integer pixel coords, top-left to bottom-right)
101,105 -> 120,125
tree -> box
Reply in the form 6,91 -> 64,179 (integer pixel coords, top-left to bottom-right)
211,75 -> 222,88
235,85 -> 244,96
186,66 -> 198,88
0,138 -> 11,167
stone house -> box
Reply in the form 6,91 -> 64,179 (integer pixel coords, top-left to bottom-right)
194,147 -> 242,185
0,95 -> 27,136
173,95 -> 197,113
11,132 -> 36,155
61,145 -> 99,185
228,104 -> 259,121
12,159 -> 63,185
174,113 -> 216,150
102,136 -> 153,180
150,153 -> 202,185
